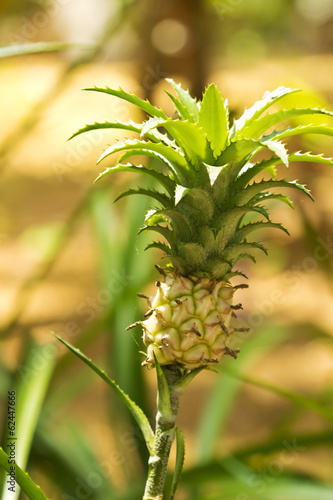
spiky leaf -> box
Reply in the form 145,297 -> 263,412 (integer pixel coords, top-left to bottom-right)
222,242 -> 268,264
169,428 -> 185,500
234,221 -> 290,242
85,86 -> 167,119
97,139 -> 192,185
233,86 -> 300,135
240,106 -> 333,140
166,78 -> 199,122
166,91 -> 195,122
114,187 -> 172,207
0,447 -> 49,500
145,119 -> 215,167
179,242 -> 207,271
69,120 -> 141,140
95,163 -> 175,195
76,79 -> 333,280
264,124 -> 333,142
198,84 -> 229,157
235,179 -> 313,206
53,334 -> 155,453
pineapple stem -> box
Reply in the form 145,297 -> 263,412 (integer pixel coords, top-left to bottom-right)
143,365 -> 182,500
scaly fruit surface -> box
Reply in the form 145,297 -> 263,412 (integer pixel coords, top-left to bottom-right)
139,272 -> 243,368
73,80 -> 333,369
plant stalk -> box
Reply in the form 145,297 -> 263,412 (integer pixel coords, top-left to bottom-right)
143,366 -> 182,500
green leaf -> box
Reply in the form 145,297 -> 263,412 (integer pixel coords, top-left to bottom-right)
233,86 -> 300,135
69,120 -> 142,140
223,269 -> 249,281
0,339 -> 56,500
69,118 -> 173,147
205,258 -> 232,280
168,428 -> 185,500
224,368 -> 333,423
182,475 -> 333,499
35,421 -> 116,498
95,163 -> 175,196
154,354 -> 173,418
235,430 -> 333,461
240,106 -> 333,140
53,333 -> 155,454
215,206 -> 269,242
234,179 -> 313,206
145,241 -> 172,254
236,151 -> 333,189
222,242 -> 268,264
150,119 -> 214,167
213,137 -> 290,193
215,138 -> 260,166
140,116 -> 168,137
85,86 -> 167,119
172,367 -> 205,394
179,243 -> 207,271
98,139 -> 193,186
289,151 -> 333,167
117,149 -> 181,181
236,157 -> 285,188
0,448 -> 49,500
251,192 -> 294,208
176,188 -> 215,225
166,79 -> 199,122
234,221 -> 290,242
166,92 -> 195,122
198,84 -> 229,157
264,124 -> 333,141
260,138 -> 289,167
138,224 -> 177,250
145,208 -> 194,243
16,341 -> 56,467
0,41 -> 92,58
114,187 -> 172,207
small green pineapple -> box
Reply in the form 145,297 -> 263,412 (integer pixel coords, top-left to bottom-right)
72,80 -> 333,370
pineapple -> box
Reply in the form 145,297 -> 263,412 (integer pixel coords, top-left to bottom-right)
72,80 -> 333,370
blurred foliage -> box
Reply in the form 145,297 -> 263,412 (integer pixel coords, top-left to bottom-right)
0,0 -> 332,499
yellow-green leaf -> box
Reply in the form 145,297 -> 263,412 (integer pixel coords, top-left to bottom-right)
199,84 -> 229,157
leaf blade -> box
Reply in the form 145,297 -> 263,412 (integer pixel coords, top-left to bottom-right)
166,79 -> 199,122
95,163 -> 175,196
224,368 -> 333,423
0,448 -> 50,500
198,84 -> 229,157
85,86 -> 167,119
234,86 -> 300,134
240,106 -> 333,140
168,428 -> 185,500
52,333 -> 155,453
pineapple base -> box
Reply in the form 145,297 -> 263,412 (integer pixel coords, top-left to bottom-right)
138,272 -> 242,369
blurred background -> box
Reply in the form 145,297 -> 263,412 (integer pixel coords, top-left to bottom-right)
0,0 -> 333,499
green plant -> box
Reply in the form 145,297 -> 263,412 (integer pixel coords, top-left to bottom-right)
65,80 -> 333,499
2,79 -> 333,500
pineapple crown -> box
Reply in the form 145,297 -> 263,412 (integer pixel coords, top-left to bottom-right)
71,80 -> 333,280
